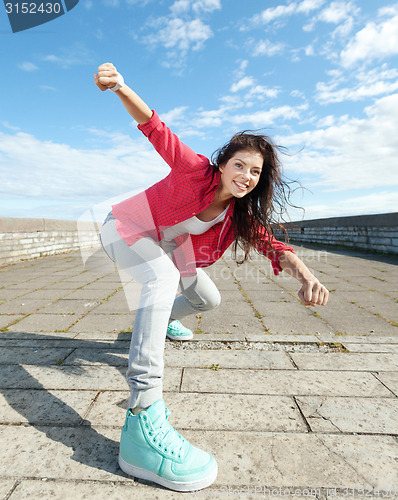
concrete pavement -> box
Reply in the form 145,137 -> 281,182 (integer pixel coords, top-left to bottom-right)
0,243 -> 397,499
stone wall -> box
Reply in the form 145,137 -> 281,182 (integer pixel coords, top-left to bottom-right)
1,212 -> 398,267
0,217 -> 101,267
275,212 -> 398,255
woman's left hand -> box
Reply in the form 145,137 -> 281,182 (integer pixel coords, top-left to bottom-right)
298,278 -> 329,307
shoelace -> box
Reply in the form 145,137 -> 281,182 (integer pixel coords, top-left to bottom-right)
153,408 -> 187,456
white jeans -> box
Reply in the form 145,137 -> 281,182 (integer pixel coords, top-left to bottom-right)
99,217 -> 221,409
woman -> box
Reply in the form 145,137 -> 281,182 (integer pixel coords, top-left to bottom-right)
96,63 -> 329,492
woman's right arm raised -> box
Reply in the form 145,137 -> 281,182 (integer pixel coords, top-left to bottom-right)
94,62 -> 153,125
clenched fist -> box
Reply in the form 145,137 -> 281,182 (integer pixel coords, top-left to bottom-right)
94,62 -> 120,91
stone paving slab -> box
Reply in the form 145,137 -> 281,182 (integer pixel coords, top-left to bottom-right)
164,348 -> 294,369
245,333 -> 322,342
11,288 -> 73,300
261,314 -> 335,335
0,347 -> 75,365
63,348 -> 128,366
0,365 -> 182,391
0,426 -> 396,490
0,338 -> 128,348
0,480 -> 14,499
295,396 -> 398,434
0,299 -> 55,315
199,301 -> 265,335
375,373 -> 398,396
0,331 -> 80,340
85,391 -> 308,433
68,313 -> 134,333
2,479 -> 352,500
1,246 -> 398,498
0,314 -> 25,329
0,425 -> 122,482
311,302 -> 398,336
181,368 -> 395,397
343,343 -> 398,353
317,335 -> 398,344
291,353 -> 398,371
62,289 -> 114,300
0,389 -> 98,425
6,314 -> 82,333
39,300 -> 102,315
6,480 -> 193,500
0,289 -> 34,301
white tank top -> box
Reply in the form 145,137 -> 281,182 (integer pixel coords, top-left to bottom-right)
162,205 -> 229,241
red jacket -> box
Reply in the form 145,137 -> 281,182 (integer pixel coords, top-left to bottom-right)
112,110 -> 294,276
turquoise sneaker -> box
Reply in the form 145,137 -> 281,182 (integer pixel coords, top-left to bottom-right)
118,399 -> 217,491
166,320 -> 193,341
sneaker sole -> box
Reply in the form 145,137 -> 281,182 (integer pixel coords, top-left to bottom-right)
118,454 -> 217,492
166,333 -> 193,341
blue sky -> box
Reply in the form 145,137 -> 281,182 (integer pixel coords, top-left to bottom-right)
1,0 -> 398,223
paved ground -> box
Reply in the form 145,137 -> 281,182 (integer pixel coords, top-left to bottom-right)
0,243 -> 397,499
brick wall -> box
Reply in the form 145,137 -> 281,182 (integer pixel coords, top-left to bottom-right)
275,212 -> 398,255
0,217 -> 100,267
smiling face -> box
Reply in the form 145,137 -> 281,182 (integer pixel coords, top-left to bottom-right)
218,149 -> 264,199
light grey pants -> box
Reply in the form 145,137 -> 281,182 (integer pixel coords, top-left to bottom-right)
99,217 -> 221,409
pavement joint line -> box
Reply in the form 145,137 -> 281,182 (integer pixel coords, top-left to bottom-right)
315,434 -> 372,488
179,367 -> 185,392
292,395 -> 312,433
248,260 -> 337,332
334,275 -> 397,302
80,391 -> 102,423
55,347 -> 77,366
3,362 -> 398,373
370,372 -> 398,397
222,257 -> 269,333
348,301 -> 398,328
1,421 -> 397,438
285,351 -> 299,369
3,479 -> 19,500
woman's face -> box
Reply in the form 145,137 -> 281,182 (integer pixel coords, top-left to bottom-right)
219,149 -> 263,199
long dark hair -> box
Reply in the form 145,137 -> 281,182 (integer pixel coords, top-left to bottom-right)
211,131 -> 303,265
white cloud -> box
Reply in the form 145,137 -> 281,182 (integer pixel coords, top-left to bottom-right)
145,17 -> 212,53
341,14 -> 398,67
246,85 -> 280,100
247,0 -> 324,27
316,79 -> 398,103
318,1 -> 355,24
278,93 -> 398,191
315,64 -> 398,103
138,0 -> 219,69
288,191 -> 398,220
159,106 -> 189,124
191,0 -> 221,14
305,45 -> 315,56
304,1 -> 358,34
18,62 -> 38,72
41,43 -> 93,69
296,0 -> 325,14
233,60 -> 248,80
229,104 -> 307,128
40,85 -> 57,92
0,130 -> 168,203
230,76 -> 255,92
252,39 -> 285,57
170,0 -> 221,15
1,122 -> 20,131
253,3 -> 297,24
